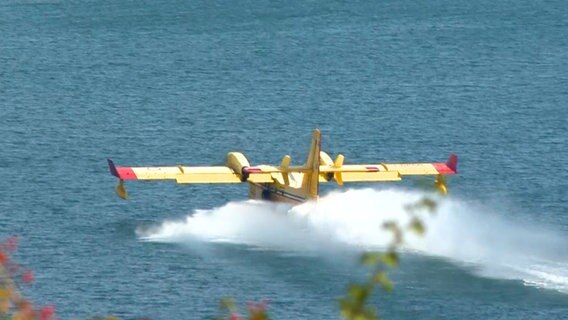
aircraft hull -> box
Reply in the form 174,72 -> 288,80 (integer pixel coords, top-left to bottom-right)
248,182 -> 305,204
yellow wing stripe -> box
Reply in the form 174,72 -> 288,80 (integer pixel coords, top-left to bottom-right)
317,160 -> 454,184
131,167 -> 182,180
320,163 -> 451,176
126,162 -> 445,183
127,166 -> 241,183
339,171 -> 401,182
129,166 -> 276,184
117,157 -> 454,186
381,163 -> 440,175
175,167 -> 241,183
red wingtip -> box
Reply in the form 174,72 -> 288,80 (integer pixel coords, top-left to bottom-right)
107,159 -> 137,180
447,154 -> 458,173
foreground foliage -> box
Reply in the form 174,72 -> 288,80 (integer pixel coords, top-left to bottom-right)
2,196 -> 438,320
339,197 -> 437,320
0,236 -> 55,320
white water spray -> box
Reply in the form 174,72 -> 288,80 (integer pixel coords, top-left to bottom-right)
138,188 -> 568,293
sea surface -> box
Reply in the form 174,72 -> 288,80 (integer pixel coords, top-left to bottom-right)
1,0 -> 567,319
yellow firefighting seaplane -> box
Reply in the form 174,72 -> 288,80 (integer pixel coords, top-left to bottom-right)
108,129 -> 458,203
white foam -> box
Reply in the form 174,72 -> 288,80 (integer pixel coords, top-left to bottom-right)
138,188 -> 568,293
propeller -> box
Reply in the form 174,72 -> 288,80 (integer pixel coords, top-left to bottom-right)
334,154 -> 345,185
280,155 -> 291,185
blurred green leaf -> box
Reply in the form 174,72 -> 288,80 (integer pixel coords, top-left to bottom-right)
361,306 -> 379,320
348,284 -> 370,302
339,298 -> 354,318
380,251 -> 399,267
417,197 -> 437,213
372,272 -> 394,292
408,218 -> 425,235
339,297 -> 379,320
360,252 -> 382,266
382,222 -> 403,244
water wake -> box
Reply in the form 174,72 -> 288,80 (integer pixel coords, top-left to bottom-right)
137,188 -> 568,293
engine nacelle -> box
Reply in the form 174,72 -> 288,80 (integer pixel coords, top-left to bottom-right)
226,152 -> 251,181
319,151 -> 334,181
319,151 -> 334,166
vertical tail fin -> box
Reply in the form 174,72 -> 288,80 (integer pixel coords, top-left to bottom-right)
447,153 -> 458,173
301,129 -> 321,200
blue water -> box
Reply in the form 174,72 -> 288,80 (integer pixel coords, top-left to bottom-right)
1,0 -> 567,318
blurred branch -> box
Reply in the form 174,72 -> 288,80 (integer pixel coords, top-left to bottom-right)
339,195 -> 439,320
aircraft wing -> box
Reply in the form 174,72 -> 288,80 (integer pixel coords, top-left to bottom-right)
378,154 -> 458,176
318,166 -> 402,183
107,159 -> 276,199
318,154 -> 457,184
107,160 -> 240,183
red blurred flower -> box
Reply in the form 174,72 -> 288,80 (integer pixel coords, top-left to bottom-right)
22,270 -> 34,284
40,305 -> 56,320
0,250 -> 6,265
229,312 -> 241,320
6,235 -> 18,252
